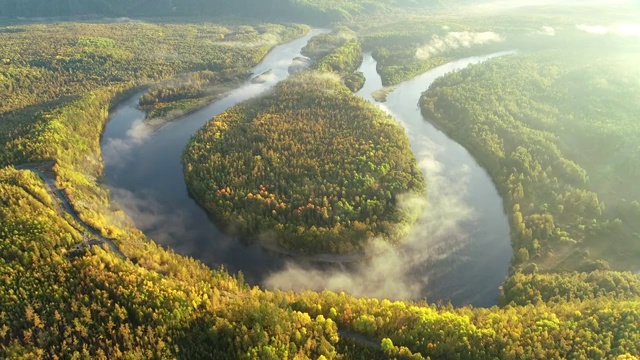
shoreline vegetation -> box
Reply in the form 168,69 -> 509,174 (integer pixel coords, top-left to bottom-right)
3,3 -> 640,358
135,26 -> 315,127
138,73 -> 247,119
302,28 -> 366,92
371,87 -> 395,102
135,25 -> 311,123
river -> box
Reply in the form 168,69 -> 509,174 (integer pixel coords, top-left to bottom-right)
353,52 -> 513,306
101,30 -> 512,307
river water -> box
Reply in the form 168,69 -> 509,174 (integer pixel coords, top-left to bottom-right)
353,52 -> 513,306
101,30 -> 512,307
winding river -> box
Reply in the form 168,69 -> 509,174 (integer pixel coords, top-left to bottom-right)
354,52 -> 513,306
102,30 -> 512,307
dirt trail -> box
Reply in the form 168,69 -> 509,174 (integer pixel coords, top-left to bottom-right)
15,162 -> 126,260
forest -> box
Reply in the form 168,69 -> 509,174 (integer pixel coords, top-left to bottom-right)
2,1 -> 640,359
0,22 -> 307,164
420,43 -> 640,273
183,73 -> 425,254
0,20 -> 345,359
301,29 -> 366,92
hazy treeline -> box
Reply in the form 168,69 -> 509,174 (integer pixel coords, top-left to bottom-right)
356,19 -> 510,85
0,0 -> 441,24
355,14 -> 639,86
416,22 -> 640,330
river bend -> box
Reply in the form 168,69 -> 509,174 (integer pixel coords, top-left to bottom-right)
101,31 -> 512,307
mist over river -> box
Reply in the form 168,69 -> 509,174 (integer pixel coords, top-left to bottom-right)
102,30 -> 512,307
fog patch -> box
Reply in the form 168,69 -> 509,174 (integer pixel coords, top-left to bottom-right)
251,70 -> 277,84
226,82 -> 273,103
289,56 -> 312,74
576,24 -> 640,36
108,186 -> 203,251
266,238 -> 421,299
218,32 -> 284,48
416,32 -> 504,60
537,26 -> 556,36
469,0 -> 634,12
102,119 -> 152,167
264,128 -> 475,301
101,17 -> 139,23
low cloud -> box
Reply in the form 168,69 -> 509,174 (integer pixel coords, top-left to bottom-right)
576,24 -> 640,36
264,121 -> 476,301
416,32 -> 504,60
101,17 -> 139,23
102,119 -> 152,167
108,186 -> 205,253
469,0 -> 634,13
251,72 -> 277,84
218,32 -> 284,48
537,26 -> 556,36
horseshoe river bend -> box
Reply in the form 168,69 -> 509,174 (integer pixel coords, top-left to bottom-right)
101,29 -> 513,307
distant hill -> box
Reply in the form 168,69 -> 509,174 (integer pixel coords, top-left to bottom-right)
0,0 -> 443,23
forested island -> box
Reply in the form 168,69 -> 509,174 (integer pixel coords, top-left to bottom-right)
2,0 -> 640,358
183,72 -> 425,254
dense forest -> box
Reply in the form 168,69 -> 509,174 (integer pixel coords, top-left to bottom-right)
183,73 -> 425,254
0,20 -> 344,358
0,22 -> 307,164
2,161 -> 640,359
0,166 -> 342,359
3,2 -> 640,359
301,29 -> 366,92
420,47 -> 640,272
